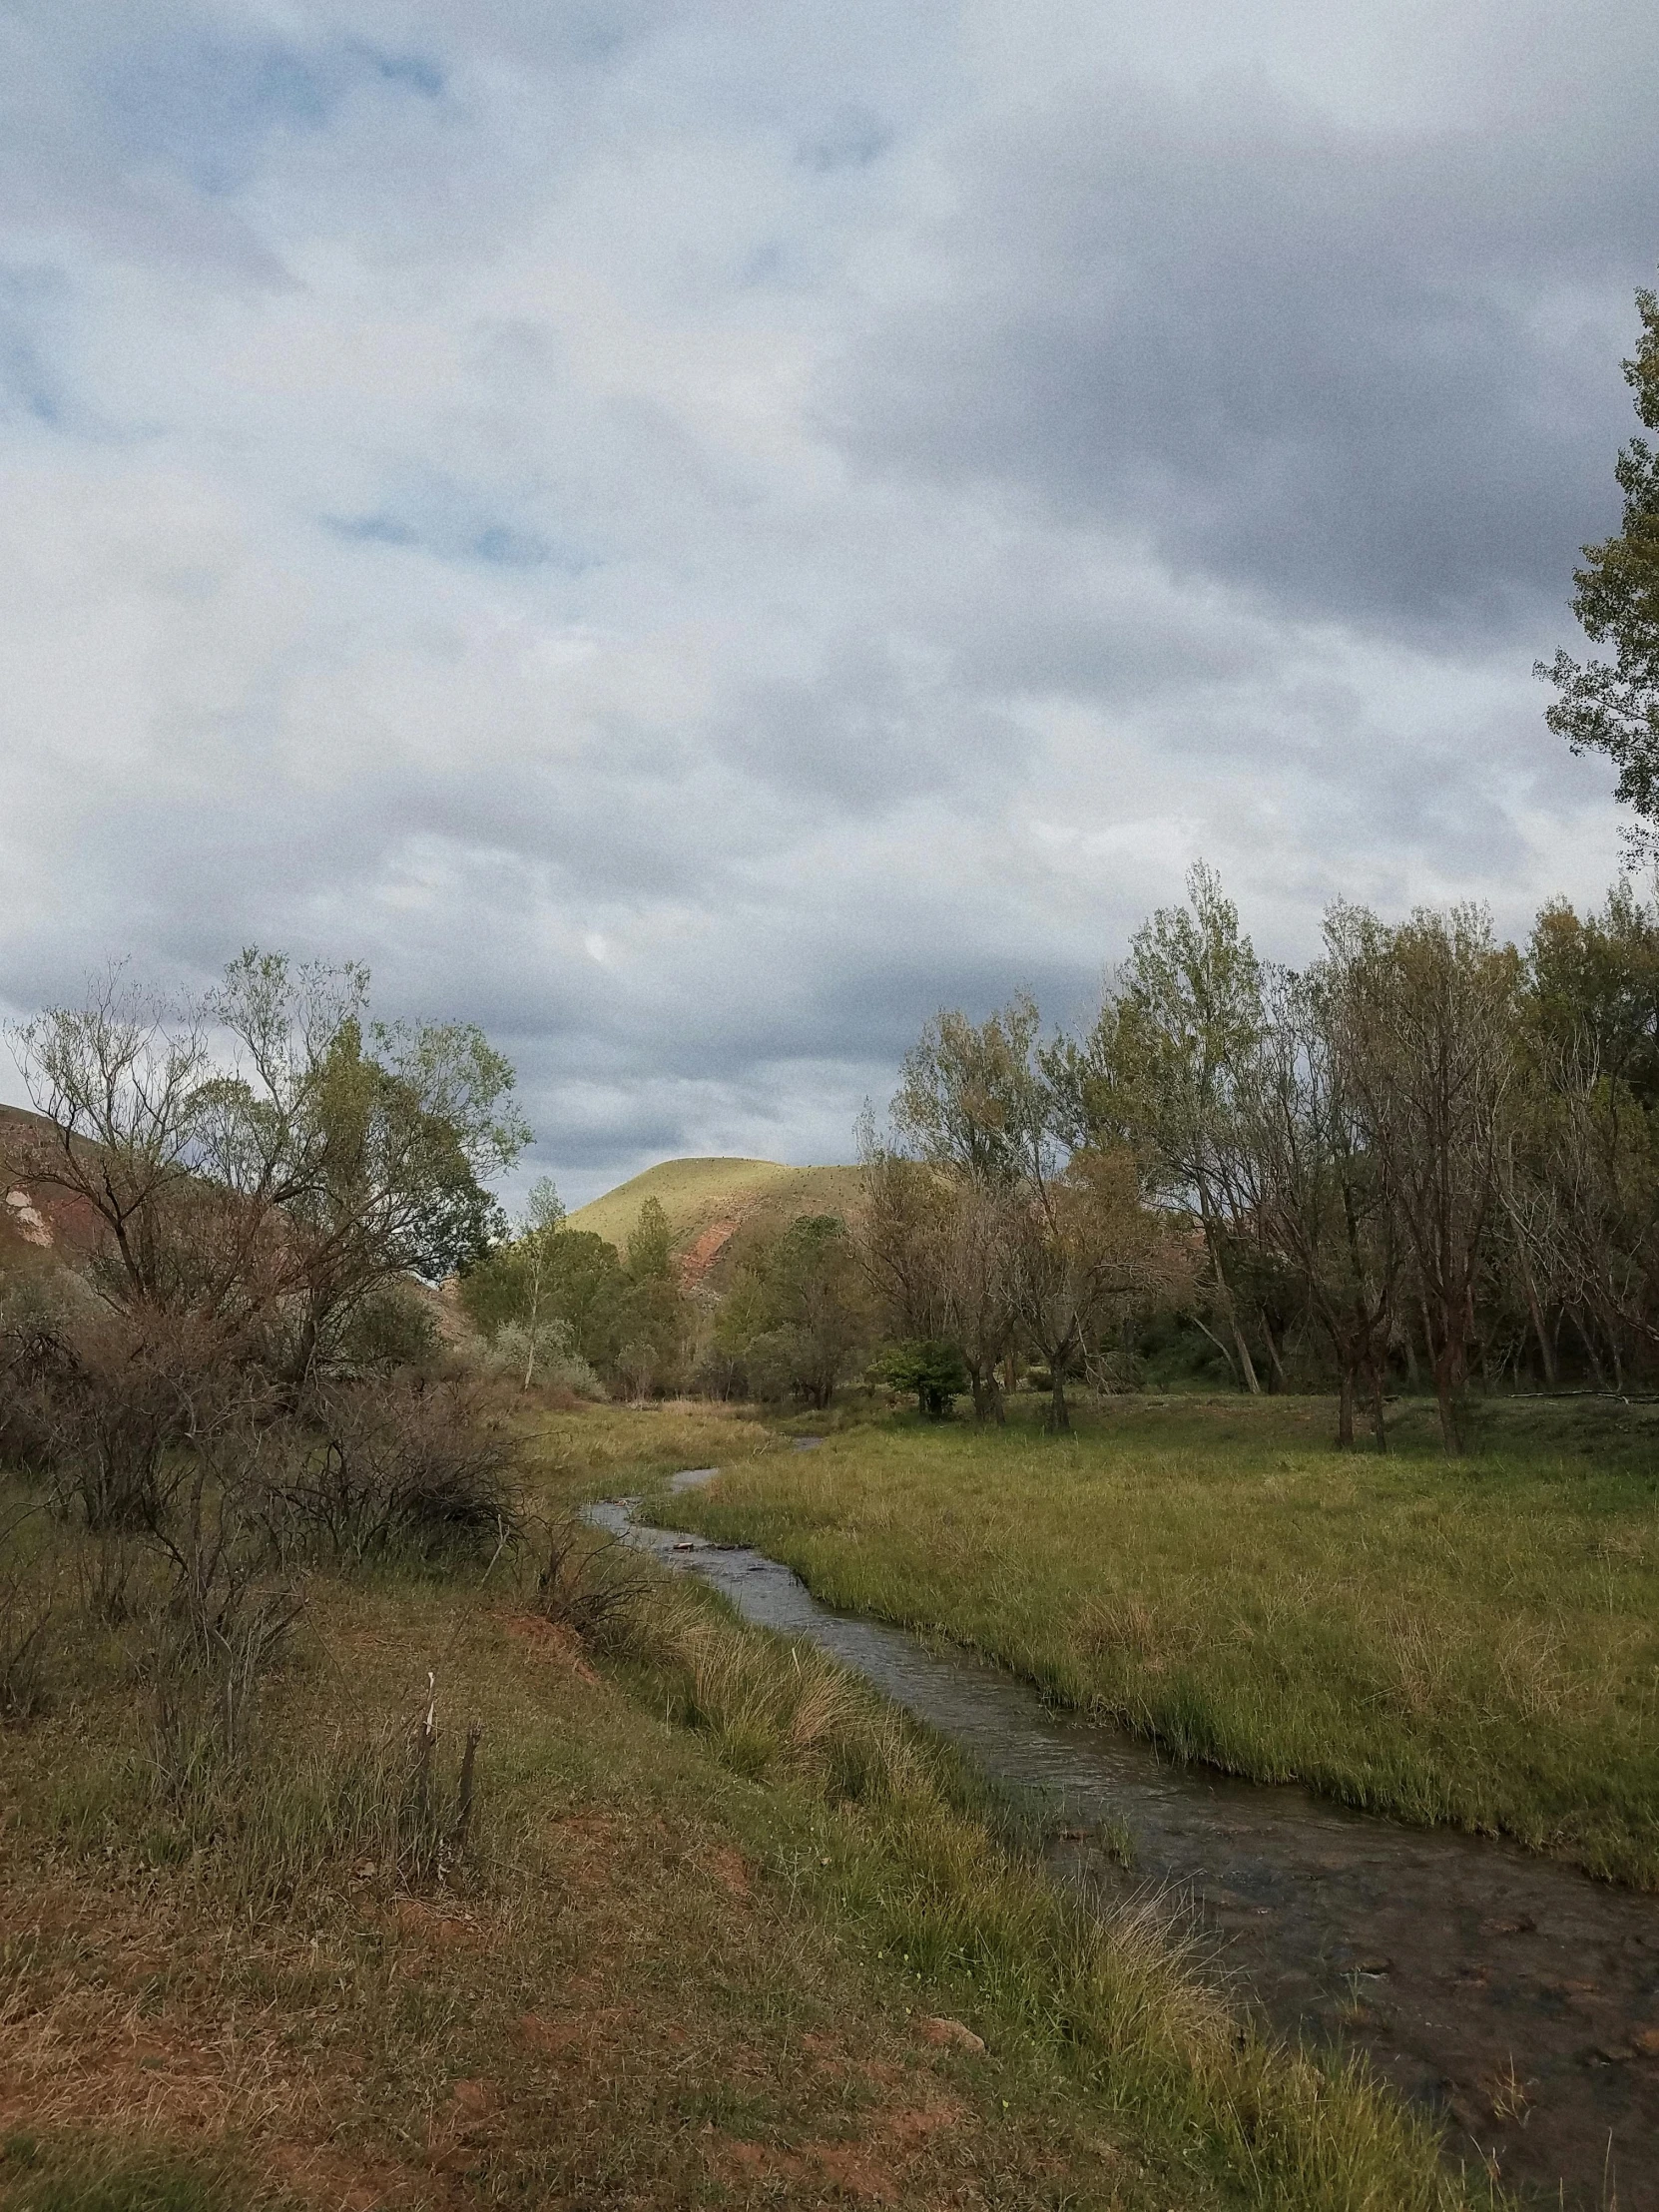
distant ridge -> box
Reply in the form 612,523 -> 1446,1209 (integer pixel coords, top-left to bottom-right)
566,1156 -> 863,1289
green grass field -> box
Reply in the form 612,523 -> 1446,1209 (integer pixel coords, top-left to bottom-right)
662,1392 -> 1659,1887
0,1401 -> 1487,2211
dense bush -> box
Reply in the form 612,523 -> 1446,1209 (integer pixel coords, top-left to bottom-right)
273,1378 -> 518,1567
871,1339 -> 970,1418
708,1214 -> 872,1408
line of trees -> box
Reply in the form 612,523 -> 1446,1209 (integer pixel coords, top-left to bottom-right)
859,868 -> 1659,1451
456,1190 -> 692,1400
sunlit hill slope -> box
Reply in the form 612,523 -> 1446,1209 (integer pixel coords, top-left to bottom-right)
566,1157 -> 864,1289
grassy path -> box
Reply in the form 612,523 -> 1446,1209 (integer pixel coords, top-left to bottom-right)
661,1394 -> 1659,1887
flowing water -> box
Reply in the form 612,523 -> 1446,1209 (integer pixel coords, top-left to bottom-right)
590,1467 -> 1659,2208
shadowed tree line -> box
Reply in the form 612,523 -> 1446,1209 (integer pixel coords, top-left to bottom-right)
863,868 -> 1659,1452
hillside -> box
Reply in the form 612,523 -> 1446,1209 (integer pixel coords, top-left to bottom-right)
0,1103 -> 106,1278
566,1156 -> 864,1288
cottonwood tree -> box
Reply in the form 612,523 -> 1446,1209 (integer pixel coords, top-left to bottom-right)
1503,889 -> 1659,1385
512,1178 -> 567,1389
8,970 -> 219,1309
715,1214 -> 870,1409
459,1226 -> 633,1382
1065,864 -> 1267,1390
612,1198 -> 691,1397
1328,904 -> 1519,1452
6,952 -> 527,1380
890,997 -> 1047,1187
867,1006 -> 1044,1420
1542,280 -> 1659,852
854,1129 -> 955,1348
1005,1147 -> 1191,1432
934,1178 -> 1022,1421
1235,966 -> 1399,1446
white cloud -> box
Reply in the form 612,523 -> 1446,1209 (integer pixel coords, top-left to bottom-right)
0,0 -> 1637,1205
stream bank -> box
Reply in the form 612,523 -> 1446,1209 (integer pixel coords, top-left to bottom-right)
593,1467 -> 1659,2210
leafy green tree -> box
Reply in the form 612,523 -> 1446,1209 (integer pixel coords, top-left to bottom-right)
1542,282 -> 1659,849
459,1225 -> 633,1381
1004,1146 -> 1192,1432
1068,863 -> 1267,1391
626,1197 -> 675,1282
891,996 -> 1049,1188
1327,904 -> 1520,1452
614,1196 -> 690,1397
1233,965 -> 1399,1445
510,1178 -> 566,1388
1507,886 -> 1659,1388
854,1126 -> 1018,1421
6,950 -> 527,1380
713,1214 -> 869,1408
1526,883 -> 1659,1108
872,1339 -> 970,1419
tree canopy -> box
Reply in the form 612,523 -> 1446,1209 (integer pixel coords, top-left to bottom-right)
1542,280 -> 1659,843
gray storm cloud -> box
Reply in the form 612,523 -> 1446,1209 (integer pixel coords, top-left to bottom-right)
0,0 -> 1640,1203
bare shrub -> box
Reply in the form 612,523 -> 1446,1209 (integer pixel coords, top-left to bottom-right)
531,1515 -> 650,1650
74,1528 -> 150,1625
276,1376 -> 518,1567
0,1509 -> 58,1724
141,1525 -> 307,1799
0,1289 -> 263,1533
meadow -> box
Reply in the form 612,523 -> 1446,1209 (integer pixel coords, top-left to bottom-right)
661,1392 -> 1659,1888
0,1400 -> 1489,2212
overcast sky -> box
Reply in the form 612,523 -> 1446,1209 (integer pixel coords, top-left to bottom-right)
2,1 -> 1654,1205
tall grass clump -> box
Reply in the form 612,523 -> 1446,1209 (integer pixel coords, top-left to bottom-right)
0,2132 -> 277,2212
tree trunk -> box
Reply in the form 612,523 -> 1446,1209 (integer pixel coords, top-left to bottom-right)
1431,1331 -> 1462,1455
1337,1362 -> 1355,1447
1046,1366 -> 1070,1433
969,1368 -> 1005,1424
1517,1250 -> 1557,1388
1572,1310 -> 1610,1391
1200,1200 -> 1260,1394
1191,1315 -> 1240,1384
1261,1316 -> 1288,1394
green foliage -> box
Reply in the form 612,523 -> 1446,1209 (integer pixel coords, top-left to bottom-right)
2,949 -> 527,1379
625,1195 -> 675,1281
460,1194 -> 692,1397
1542,280 -> 1659,842
713,1214 -> 871,1408
891,996 -> 1047,1187
866,863 -> 1659,1431
1527,880 -> 1659,1106
462,1228 -> 626,1370
330,1281 -> 439,1373
872,1338 -> 970,1417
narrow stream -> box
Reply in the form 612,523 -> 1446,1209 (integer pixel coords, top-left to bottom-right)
592,1466 -> 1659,2210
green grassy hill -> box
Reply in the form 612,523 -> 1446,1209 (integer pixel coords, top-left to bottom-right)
566,1156 -> 864,1286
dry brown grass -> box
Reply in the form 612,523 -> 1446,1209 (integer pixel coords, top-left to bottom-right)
0,1403 -> 1490,2212
0,1565 -> 1162,2210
